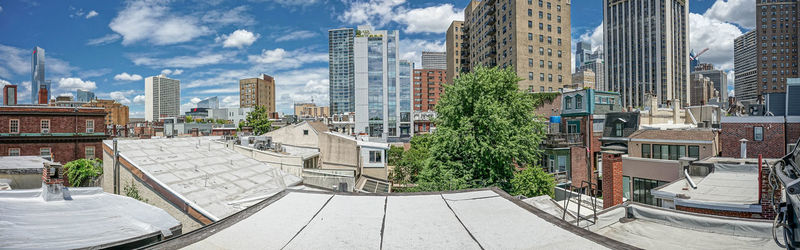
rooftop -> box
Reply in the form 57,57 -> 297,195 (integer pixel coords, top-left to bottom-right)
0,186 -> 181,249
652,163 -> 760,212
106,137 -> 302,221
151,188 -> 631,249
628,128 -> 716,141
0,156 -> 52,173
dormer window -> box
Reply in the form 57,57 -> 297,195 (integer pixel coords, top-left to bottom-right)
565,96 -> 572,109
575,95 -> 583,109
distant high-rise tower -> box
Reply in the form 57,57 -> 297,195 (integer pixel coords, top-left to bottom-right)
446,20 -> 468,85
328,28 -> 355,115
239,74 -> 275,113
421,51 -> 446,70
144,74 -> 180,122
76,89 -> 95,103
604,0 -> 690,108
755,0 -> 799,97
575,41 -> 591,71
734,30 -> 758,103
691,63 -> 728,106
197,96 -> 219,109
3,85 -> 17,106
31,46 -> 48,104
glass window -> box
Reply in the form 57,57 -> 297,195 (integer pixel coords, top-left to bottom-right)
9,148 -> 20,156
303,130 -> 309,135
369,150 -> 383,163
9,119 -> 19,133
85,146 -> 95,160
40,148 -> 51,157
632,178 -> 666,206
642,144 -> 651,158
575,95 -> 583,109
653,145 -> 662,159
86,120 -> 94,133
688,146 -> 700,159
623,176 -> 631,199
565,96 -> 572,109
615,123 -> 623,137
754,127 -> 764,141
41,120 -> 50,133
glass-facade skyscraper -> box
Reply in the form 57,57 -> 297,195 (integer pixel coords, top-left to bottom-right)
328,28 -> 355,115
197,96 -> 219,109
32,46 -> 48,104
76,89 -> 95,103
352,25 -> 413,142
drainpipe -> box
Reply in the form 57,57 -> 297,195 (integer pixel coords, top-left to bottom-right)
113,138 -> 120,195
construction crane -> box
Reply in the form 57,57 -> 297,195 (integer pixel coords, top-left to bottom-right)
690,48 -> 709,61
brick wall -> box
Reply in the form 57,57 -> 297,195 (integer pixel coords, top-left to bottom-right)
761,161 -> 780,220
570,146 -> 597,190
720,122 -> 786,158
0,141 -> 103,163
675,205 -> 758,219
788,122 -> 800,146
602,153 -> 623,209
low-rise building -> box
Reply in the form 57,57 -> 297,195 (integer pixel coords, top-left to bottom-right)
720,116 -> 800,158
208,107 -> 252,125
294,103 -> 330,118
413,111 -> 436,134
0,106 -> 107,162
83,99 -> 130,126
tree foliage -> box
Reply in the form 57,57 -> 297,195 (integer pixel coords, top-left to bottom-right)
415,66 -> 548,191
510,167 -> 556,198
388,146 -> 404,166
389,134 -> 432,185
63,158 -> 103,187
244,106 -> 273,135
124,179 -> 149,203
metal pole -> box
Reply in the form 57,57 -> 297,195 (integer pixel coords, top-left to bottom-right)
113,138 -> 120,195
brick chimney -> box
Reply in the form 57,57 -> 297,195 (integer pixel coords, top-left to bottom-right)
37,85 -> 48,105
760,155 -> 780,219
42,162 -> 65,185
602,152 -> 624,209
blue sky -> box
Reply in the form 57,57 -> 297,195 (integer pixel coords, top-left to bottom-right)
0,0 -> 752,117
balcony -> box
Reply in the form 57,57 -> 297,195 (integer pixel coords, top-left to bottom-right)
543,133 -> 583,148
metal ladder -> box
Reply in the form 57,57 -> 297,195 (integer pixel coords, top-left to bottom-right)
561,180 -> 601,226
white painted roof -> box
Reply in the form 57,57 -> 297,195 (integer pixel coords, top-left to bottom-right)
652,163 -> 760,212
104,137 -> 302,221
0,186 -> 180,249
0,156 -> 52,170
155,189 -> 627,249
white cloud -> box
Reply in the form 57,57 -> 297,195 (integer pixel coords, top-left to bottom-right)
689,13 -> 742,72
132,53 -> 226,68
133,95 -> 146,104
217,29 -> 259,48
161,69 -> 183,75
86,10 -> 98,19
58,77 -> 97,91
185,69 -> 250,88
19,81 -> 31,102
339,0 -> 405,26
578,24 -> 604,53
201,6 -> 255,27
221,96 -> 239,108
87,34 -> 121,45
399,39 -> 445,68
392,4 -> 463,33
248,48 -> 327,70
275,30 -> 317,42
58,93 -> 74,98
0,44 -> 32,78
113,72 -> 143,81
704,0 -> 756,30
192,87 -> 240,94
272,67 -> 330,113
0,79 -> 10,86
110,91 -> 132,105
109,0 -> 210,45
180,97 -> 204,114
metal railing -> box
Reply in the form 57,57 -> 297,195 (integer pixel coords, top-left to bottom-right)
544,133 -> 583,148
561,180 -> 601,227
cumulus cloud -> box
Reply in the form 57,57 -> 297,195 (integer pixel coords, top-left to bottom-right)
339,1 -> 461,34
578,24 -> 604,53
110,91 -> 132,105
275,30 -> 317,42
0,44 -> 34,78
58,77 -> 97,91
399,39 -> 445,68
161,69 -> 183,75
114,72 -> 143,81
217,29 -> 259,48
132,53 -> 226,68
689,13 -> 742,71
109,0 -> 210,45
180,97 -> 204,114
86,10 -> 98,19
133,95 -> 146,104
201,6 -> 255,27
704,0 -> 756,30
0,79 -> 10,86
221,96 -> 239,108
87,34 -> 121,46
248,48 -> 327,70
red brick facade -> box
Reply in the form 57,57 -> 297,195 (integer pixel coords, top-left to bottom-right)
413,69 -> 446,112
675,206 -> 757,219
0,106 -> 107,164
720,122 -> 786,158
602,153 -> 623,209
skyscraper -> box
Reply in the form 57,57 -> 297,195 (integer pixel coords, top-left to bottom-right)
144,74 -> 180,122
328,28 -> 355,115
604,0 -> 690,108
460,0 -> 572,93
31,46 -> 48,104
575,41 -> 591,71
755,0 -> 799,97
446,20 -> 468,85
76,89 -> 95,103
239,74 -> 275,113
421,51 -> 446,69
691,63 -> 728,106
197,96 -> 219,109
734,30 -> 758,103
353,26 -> 413,141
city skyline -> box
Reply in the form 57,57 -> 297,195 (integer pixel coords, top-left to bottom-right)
0,0 -> 751,116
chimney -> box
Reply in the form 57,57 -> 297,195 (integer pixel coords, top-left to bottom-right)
41,162 -> 70,201
740,138 -> 748,159
602,151 -> 624,209
672,99 -> 680,124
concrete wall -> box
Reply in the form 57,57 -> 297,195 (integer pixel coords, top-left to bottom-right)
265,122 -> 320,148
0,173 -> 41,189
621,157 -> 681,182
319,133 -> 359,172
101,150 -> 203,232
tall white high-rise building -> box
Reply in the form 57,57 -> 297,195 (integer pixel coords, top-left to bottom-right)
603,0 -> 690,108
734,30 -> 758,104
145,74 -> 180,122
353,25 -> 413,142
421,51 -> 446,70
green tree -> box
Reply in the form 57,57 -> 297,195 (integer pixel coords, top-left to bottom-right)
416,66 -> 547,191
389,134 -> 432,185
244,106 -> 273,135
510,167 -> 556,198
388,146 -> 404,166
124,179 -> 149,203
63,158 -> 103,187
185,115 -> 193,123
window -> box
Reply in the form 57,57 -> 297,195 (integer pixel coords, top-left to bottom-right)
688,146 -> 700,159
632,178 -> 667,206
40,148 -> 51,158
40,120 -> 50,134
9,148 -> 20,156
85,146 -> 95,160
622,176 -> 631,200
9,119 -> 19,134
303,130 -> 309,135
615,123 -> 623,137
754,127 -> 764,141
369,150 -> 382,163
642,144 -> 651,158
565,96 -> 572,109
86,120 -> 94,133
575,95 -> 583,109
528,72 -> 534,80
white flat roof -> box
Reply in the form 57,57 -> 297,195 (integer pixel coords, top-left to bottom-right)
0,187 -> 180,249
154,189 -> 629,249
652,163 -> 759,212
0,156 -> 52,171
105,137 -> 302,221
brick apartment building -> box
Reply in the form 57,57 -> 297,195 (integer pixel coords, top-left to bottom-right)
413,69 -> 446,112
720,116 -> 800,158
0,106 -> 107,163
